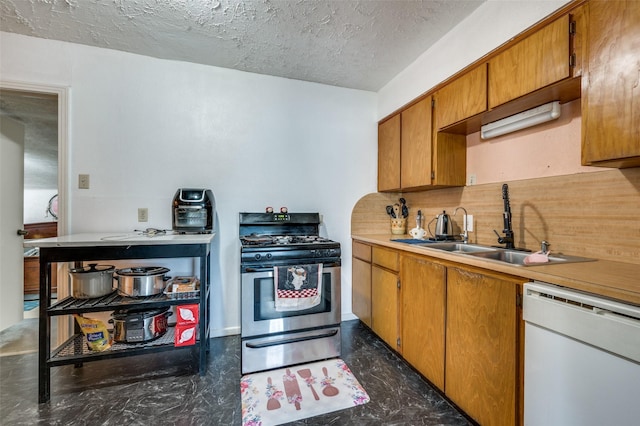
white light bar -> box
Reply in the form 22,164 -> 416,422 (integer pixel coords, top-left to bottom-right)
480,101 -> 561,140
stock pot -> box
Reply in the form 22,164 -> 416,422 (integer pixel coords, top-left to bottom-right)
115,266 -> 170,297
69,264 -> 115,299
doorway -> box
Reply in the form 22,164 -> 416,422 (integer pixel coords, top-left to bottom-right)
0,81 -> 68,328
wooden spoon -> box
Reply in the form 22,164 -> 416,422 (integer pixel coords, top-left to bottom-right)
297,368 -> 320,400
322,367 -> 340,397
266,377 -> 281,411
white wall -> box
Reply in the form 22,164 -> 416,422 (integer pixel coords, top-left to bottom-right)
378,0 -> 572,119
1,32 -> 378,336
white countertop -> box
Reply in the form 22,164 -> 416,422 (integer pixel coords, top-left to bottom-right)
23,232 -> 216,248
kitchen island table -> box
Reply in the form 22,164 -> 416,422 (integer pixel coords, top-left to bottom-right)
24,232 -> 215,403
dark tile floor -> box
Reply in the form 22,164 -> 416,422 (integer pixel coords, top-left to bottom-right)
0,319 -> 473,425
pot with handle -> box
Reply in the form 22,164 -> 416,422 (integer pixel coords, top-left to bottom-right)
115,266 -> 170,297
69,263 -> 116,299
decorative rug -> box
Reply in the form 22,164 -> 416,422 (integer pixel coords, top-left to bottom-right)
23,300 -> 39,311
241,358 -> 370,426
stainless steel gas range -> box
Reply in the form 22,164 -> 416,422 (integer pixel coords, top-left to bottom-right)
239,212 -> 341,374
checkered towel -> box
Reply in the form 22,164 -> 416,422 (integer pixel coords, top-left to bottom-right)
274,264 -> 323,312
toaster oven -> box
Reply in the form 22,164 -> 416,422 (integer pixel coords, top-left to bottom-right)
172,188 -> 215,234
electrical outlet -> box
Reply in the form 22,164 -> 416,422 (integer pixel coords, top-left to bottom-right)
78,174 -> 90,189
138,208 -> 148,222
465,214 -> 474,232
468,174 -> 477,186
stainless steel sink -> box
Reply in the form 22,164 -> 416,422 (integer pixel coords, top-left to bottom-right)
416,242 -> 497,254
469,250 -> 595,266
413,242 -> 595,266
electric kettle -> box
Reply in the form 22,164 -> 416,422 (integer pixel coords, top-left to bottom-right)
428,210 -> 454,240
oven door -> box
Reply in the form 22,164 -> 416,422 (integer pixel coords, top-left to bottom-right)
241,265 -> 341,338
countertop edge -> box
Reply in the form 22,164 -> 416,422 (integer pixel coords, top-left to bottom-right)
352,234 -> 640,307
23,232 -> 216,248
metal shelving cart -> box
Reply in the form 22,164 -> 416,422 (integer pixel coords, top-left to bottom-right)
27,233 -> 214,403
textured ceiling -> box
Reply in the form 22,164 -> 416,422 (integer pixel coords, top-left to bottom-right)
1,0 -> 486,191
0,0 -> 485,91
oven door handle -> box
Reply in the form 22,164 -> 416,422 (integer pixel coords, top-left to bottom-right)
245,329 -> 339,349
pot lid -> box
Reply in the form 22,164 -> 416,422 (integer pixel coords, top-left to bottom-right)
115,266 -> 170,276
70,263 -> 115,273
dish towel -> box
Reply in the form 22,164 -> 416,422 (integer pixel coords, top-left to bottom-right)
274,264 -> 323,312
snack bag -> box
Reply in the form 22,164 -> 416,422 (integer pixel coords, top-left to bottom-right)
74,314 -> 112,351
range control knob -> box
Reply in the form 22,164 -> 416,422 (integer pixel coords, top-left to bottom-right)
254,254 -> 261,260
266,253 -> 273,259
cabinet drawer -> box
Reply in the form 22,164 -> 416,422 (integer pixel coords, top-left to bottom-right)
372,247 -> 399,271
353,241 -> 372,262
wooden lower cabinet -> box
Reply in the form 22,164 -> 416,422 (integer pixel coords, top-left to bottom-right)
400,254 -> 446,390
24,257 -> 57,295
371,264 -> 399,350
352,256 -> 372,327
350,241 -> 525,424
445,266 -> 522,426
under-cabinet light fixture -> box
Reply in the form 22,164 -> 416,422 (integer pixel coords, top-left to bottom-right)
480,101 -> 561,140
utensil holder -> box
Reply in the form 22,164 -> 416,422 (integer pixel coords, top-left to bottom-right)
390,218 -> 407,235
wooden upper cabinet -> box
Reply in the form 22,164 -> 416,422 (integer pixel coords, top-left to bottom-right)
378,114 -> 401,192
432,132 -> 466,187
581,0 -> 640,167
400,97 -> 433,189
435,65 -> 488,130
489,16 -> 571,108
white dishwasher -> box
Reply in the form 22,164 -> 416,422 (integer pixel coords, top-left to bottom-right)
523,281 -> 640,426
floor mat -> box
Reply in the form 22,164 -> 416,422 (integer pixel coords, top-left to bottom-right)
23,300 -> 39,311
241,358 -> 369,426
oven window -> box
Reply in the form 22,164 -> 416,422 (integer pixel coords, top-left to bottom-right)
254,271 -> 332,320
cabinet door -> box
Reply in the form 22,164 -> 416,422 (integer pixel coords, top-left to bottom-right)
435,65 -> 487,129
489,16 -> 571,108
400,97 -> 432,189
401,255 -> 446,390
446,267 -> 520,426
581,0 -> 640,167
378,114 -> 401,192
432,132 -> 466,187
371,265 -> 399,350
352,256 -> 372,327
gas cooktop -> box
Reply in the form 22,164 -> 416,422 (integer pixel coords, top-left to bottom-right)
240,234 -> 335,247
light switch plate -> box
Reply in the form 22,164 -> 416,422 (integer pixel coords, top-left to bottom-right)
465,215 -> 474,232
138,208 -> 148,222
78,174 -> 90,189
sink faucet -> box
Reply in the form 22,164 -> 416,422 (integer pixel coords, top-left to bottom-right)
493,183 -> 515,249
541,240 -> 550,253
453,206 -> 469,244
